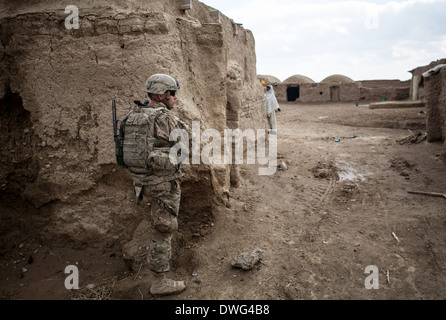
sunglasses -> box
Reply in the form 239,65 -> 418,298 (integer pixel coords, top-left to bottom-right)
170,90 -> 177,97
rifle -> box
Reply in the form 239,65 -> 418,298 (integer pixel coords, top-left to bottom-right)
112,99 -> 126,167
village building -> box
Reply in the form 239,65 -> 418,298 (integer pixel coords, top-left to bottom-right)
259,58 -> 445,161
421,61 -> 446,161
259,74 -> 410,104
409,58 -> 446,101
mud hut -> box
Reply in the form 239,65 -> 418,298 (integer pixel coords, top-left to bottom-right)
274,73 -> 410,104
423,64 -> 446,162
275,73 -> 361,103
358,79 -> 410,102
258,74 -> 281,87
409,58 -> 446,101
319,74 -> 360,102
274,75 -> 314,102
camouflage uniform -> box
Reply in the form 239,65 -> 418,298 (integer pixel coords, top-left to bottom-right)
127,102 -> 192,276
121,74 -> 192,297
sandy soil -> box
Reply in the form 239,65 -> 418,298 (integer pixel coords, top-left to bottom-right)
1,102 -> 445,301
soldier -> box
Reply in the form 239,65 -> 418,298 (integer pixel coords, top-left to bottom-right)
123,73 -> 192,296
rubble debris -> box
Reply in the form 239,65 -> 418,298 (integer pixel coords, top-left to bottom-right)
278,162 -> 288,170
396,130 -> 427,145
311,160 -> 339,180
386,270 -> 390,285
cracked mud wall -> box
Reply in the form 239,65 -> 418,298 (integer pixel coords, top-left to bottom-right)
0,0 -> 265,249
410,58 -> 446,101
424,67 -> 446,162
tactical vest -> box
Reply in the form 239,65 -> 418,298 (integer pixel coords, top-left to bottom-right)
122,104 -> 179,176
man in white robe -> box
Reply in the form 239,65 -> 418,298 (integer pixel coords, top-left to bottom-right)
264,85 -> 281,134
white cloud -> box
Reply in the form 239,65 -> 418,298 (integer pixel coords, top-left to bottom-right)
392,40 -> 420,58
201,0 -> 446,81
279,46 -> 294,53
430,35 -> 446,54
336,25 -> 350,35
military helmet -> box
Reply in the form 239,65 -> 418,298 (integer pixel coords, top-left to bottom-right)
145,74 -> 180,94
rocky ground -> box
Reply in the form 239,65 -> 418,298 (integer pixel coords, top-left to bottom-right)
1,102 -> 445,301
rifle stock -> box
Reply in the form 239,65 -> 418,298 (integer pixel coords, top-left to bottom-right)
112,99 -> 126,167
112,100 -> 117,143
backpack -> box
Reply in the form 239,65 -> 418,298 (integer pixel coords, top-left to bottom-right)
120,103 -> 179,176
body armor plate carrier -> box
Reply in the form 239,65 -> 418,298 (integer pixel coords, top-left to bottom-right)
122,105 -> 178,176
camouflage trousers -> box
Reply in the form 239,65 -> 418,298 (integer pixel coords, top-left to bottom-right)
142,179 -> 181,275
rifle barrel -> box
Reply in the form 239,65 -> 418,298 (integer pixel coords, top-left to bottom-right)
112,100 -> 118,143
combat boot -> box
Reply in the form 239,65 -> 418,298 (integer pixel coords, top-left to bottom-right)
150,275 -> 186,296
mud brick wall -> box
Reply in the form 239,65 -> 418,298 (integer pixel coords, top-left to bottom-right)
424,67 -> 446,161
0,0 -> 265,247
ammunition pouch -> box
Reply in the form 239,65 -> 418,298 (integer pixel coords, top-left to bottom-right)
147,148 -> 179,176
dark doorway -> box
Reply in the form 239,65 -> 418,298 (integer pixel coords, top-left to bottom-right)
330,86 -> 340,102
287,86 -> 300,101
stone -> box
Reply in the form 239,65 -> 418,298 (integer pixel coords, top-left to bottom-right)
231,248 -> 263,271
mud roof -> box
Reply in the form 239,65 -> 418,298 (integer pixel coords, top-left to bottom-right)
283,74 -> 314,84
258,75 -> 281,84
321,74 -> 355,83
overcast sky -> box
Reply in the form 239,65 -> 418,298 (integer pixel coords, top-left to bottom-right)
201,0 -> 446,82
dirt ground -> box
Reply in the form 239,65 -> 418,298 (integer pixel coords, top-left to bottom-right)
1,102 -> 445,301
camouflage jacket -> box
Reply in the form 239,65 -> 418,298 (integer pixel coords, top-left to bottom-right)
129,102 -> 193,186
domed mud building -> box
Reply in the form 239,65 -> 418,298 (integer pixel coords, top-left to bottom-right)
267,73 -> 410,104
272,73 -> 360,103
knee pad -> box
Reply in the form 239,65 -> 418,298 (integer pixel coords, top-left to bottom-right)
153,210 -> 178,233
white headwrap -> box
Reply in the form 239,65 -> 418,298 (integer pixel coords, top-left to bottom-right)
264,86 -> 280,115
